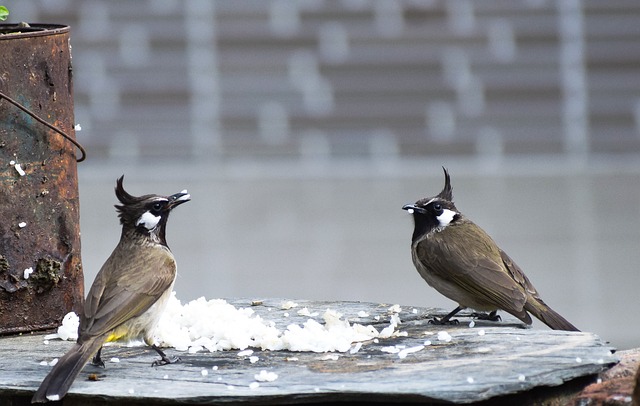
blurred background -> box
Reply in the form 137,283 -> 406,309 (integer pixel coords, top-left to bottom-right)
9,0 -> 640,350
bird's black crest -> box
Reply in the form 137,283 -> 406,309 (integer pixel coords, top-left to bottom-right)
115,175 -> 139,206
436,167 -> 453,202
114,175 -> 155,225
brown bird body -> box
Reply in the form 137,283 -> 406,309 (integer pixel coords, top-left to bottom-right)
403,168 -> 579,331
32,176 -> 190,403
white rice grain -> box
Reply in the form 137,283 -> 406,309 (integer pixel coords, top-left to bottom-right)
254,370 -> 278,382
398,345 -> 424,359
23,267 -> 33,279
14,163 -> 25,176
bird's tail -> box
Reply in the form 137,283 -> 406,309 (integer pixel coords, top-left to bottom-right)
525,297 -> 580,332
32,337 -> 104,403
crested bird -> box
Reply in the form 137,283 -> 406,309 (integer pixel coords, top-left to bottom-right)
402,167 -> 579,331
32,176 -> 190,403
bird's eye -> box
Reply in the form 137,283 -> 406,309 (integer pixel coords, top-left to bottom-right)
433,203 -> 443,215
152,202 -> 163,212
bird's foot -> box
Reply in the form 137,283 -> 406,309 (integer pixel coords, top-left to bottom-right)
150,344 -> 180,367
428,317 -> 460,325
471,311 -> 501,322
91,348 -> 106,368
91,358 -> 105,368
151,355 -> 181,367
427,306 -> 464,325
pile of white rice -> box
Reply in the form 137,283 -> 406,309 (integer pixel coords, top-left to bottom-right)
46,293 -> 402,354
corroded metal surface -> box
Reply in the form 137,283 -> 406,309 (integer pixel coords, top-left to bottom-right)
0,24 -> 84,334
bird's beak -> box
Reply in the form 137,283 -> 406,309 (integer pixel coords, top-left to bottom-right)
168,190 -> 191,208
402,204 -> 425,214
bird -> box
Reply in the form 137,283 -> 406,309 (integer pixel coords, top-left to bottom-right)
402,167 -> 579,331
32,176 -> 191,403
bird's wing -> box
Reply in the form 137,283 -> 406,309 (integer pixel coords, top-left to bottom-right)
499,249 -> 539,297
81,244 -> 176,338
416,222 -> 528,314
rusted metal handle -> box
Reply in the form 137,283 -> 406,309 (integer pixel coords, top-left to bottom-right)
0,90 -> 86,162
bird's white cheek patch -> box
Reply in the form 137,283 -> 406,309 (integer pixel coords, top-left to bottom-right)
437,209 -> 457,227
136,211 -> 161,230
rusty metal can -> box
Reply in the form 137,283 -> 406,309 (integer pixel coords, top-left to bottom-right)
0,24 -> 84,334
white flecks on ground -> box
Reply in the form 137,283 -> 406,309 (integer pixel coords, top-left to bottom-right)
237,349 -> 254,357
423,340 -> 432,346
201,369 -> 208,377
39,361 -> 48,366
412,308 -> 418,314
110,357 -> 120,363
23,267 -> 34,279
398,345 -> 424,359
478,329 -> 486,336
349,342 -> 363,354
44,312 -> 79,341
466,376 -> 475,384
518,374 -> 526,382
357,311 -> 369,317
380,345 -> 401,354
297,307 -> 319,317
128,388 -> 134,394
388,304 -> 402,313
319,354 -> 339,361
249,356 -> 259,364
281,301 -> 298,310
468,320 -> 475,328
576,357 -> 582,363
378,313 -> 400,338
14,163 -> 26,176
18,221 -> 26,228
212,366 -> 218,370
254,370 -> 278,382
249,382 -> 260,389
437,331 -> 452,342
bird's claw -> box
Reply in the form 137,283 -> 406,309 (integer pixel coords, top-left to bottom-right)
91,355 -> 105,368
471,311 -> 501,322
151,355 -> 181,367
428,317 -> 459,325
